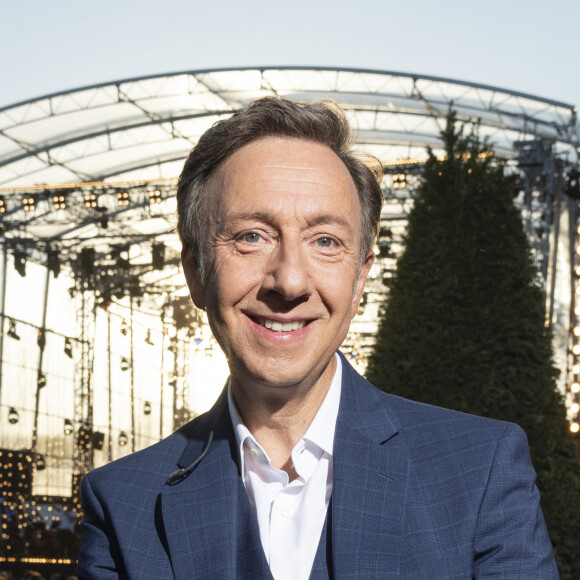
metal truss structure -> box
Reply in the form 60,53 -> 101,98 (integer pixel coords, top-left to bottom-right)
1,66 -> 580,472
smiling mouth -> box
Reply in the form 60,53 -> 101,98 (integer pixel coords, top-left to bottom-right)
251,316 -> 309,332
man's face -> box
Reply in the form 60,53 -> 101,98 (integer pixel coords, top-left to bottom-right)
183,137 -> 374,392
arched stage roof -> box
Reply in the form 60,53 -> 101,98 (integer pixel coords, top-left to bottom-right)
1,66 -> 578,188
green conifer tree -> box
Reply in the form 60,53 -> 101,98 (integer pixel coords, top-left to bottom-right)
366,113 -> 580,577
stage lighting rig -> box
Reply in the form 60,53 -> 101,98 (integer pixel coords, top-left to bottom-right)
52,194 -> 66,210
22,195 -> 37,212
149,189 -> 162,205
116,191 -> 130,207
84,192 -> 98,208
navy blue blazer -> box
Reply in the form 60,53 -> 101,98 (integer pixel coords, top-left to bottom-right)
78,353 -> 558,578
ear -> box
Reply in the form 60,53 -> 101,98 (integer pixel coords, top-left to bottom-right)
351,250 -> 375,318
181,245 -> 206,310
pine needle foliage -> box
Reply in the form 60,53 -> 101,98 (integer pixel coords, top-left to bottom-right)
366,112 -> 580,577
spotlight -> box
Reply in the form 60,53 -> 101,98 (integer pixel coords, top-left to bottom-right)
573,345 -> 580,356
64,338 -> 73,358
120,357 -> 130,372
571,402 -> 580,414
572,382 -> 580,394
52,194 -> 66,210
7,320 -> 20,340
64,419 -> 73,436
116,191 -> 130,207
571,422 -> 580,434
22,195 -> 36,212
392,173 -> 407,190
8,407 -> 19,424
118,431 -> 128,446
148,190 -> 162,205
144,401 -> 152,415
37,374 -> 46,389
83,192 -> 97,208
0,198 -> 5,214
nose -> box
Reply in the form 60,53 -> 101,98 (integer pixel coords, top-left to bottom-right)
261,239 -> 313,304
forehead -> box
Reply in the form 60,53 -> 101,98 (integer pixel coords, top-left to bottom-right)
210,137 -> 360,220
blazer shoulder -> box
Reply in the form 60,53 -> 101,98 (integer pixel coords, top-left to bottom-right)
342,357 -> 524,459
83,404 -> 215,490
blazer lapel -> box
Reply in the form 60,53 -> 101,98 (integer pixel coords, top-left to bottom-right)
160,389 -> 272,580
159,392 -> 237,579
331,355 -> 409,577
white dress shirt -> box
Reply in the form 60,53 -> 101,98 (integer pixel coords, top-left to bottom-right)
227,354 -> 342,580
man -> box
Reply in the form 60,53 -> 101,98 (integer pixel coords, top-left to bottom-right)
78,97 -> 558,579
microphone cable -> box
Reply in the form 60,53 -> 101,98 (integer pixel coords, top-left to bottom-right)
165,430 -> 214,485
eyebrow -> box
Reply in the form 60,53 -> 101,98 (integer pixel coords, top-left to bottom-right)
227,210 -> 351,229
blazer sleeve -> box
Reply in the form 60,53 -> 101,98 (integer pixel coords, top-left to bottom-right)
77,473 -> 128,580
472,423 -> 559,578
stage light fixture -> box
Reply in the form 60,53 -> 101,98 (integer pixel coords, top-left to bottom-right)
22,195 -> 36,212
571,402 -> 580,414
37,330 -> 46,350
392,173 -> 407,190
92,431 -> 105,450
571,422 -> 580,434
120,320 -> 128,335
8,407 -> 19,424
574,364 -> 580,375
52,194 -> 66,210
118,432 -> 128,446
14,251 -> 26,277
64,338 -> 73,358
84,192 -> 97,208
149,189 -> 162,205
572,382 -> 580,393
7,320 -> 20,340
0,198 -> 5,214
116,191 -> 130,207
35,454 -> 46,471
120,357 -> 130,372
573,345 -> 580,356
37,374 -> 47,389
64,419 -> 73,436
144,401 -> 152,415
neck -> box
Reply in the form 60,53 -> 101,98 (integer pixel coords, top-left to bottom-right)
231,355 -> 336,472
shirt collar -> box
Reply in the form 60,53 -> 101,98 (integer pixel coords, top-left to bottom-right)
227,353 -> 342,474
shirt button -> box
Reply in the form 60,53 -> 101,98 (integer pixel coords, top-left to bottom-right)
250,448 -> 260,458
281,508 -> 292,518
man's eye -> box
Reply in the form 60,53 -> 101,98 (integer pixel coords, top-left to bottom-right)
317,237 -> 334,248
243,232 -> 261,243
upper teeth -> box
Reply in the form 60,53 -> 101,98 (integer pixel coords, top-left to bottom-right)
263,319 -> 305,332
